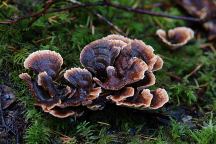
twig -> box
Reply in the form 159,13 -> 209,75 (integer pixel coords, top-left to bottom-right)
0,0 -> 56,25
201,43 -> 216,52
0,1 -> 203,25
104,1 -> 201,22
184,64 -> 203,79
166,72 -> 182,81
28,0 -> 55,27
93,12 -> 125,35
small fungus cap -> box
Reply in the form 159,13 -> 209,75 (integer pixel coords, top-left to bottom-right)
80,39 -> 122,76
156,27 -> 194,49
150,88 -> 169,109
24,50 -> 63,77
62,68 -> 102,107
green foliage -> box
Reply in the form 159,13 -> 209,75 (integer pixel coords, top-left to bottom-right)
190,114 -> 216,144
75,121 -> 97,143
97,128 -> 117,144
24,120 -> 51,144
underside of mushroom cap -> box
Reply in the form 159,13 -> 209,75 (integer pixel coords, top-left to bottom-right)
24,50 -> 63,77
156,27 -> 194,49
80,39 -> 122,77
48,107 -> 84,118
93,57 -> 148,90
130,71 -> 156,89
150,88 -> 169,109
106,87 -> 134,102
109,88 -> 153,108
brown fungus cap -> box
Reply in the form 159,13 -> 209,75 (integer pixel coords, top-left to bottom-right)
108,88 -> 168,109
115,40 -> 158,72
62,68 -> 102,107
156,27 -> 194,49
0,85 -> 16,109
24,50 -> 63,77
130,71 -> 156,89
37,71 -> 59,98
80,39 -> 122,77
106,87 -> 135,102
150,88 -> 169,109
152,56 -> 163,71
19,73 -> 61,111
108,88 -> 153,108
93,57 -> 147,90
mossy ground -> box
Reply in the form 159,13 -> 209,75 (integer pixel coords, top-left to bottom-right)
0,0 -> 215,143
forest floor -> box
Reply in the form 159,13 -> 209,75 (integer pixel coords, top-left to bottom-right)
0,0 -> 215,144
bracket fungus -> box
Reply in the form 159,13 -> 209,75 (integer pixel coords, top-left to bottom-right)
23,50 -> 63,78
156,27 -> 194,49
20,34 -> 169,118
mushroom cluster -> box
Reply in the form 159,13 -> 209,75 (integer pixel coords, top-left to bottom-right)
19,35 -> 169,118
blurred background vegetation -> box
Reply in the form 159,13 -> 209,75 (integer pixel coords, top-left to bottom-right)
0,0 -> 215,143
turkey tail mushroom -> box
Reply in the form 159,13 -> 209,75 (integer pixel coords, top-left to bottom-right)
108,88 -> 153,108
93,57 -> 148,90
80,39 -> 122,77
24,50 -> 63,77
156,27 -> 194,49
48,107 -> 84,118
19,34 -> 169,118
108,88 -> 168,109
62,68 -> 102,107
19,73 -> 61,112
150,88 -> 169,109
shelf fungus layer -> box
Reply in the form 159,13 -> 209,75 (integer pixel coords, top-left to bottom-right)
156,27 -> 194,49
107,87 -> 168,109
20,35 -> 169,118
24,50 -> 63,77
62,67 -> 102,107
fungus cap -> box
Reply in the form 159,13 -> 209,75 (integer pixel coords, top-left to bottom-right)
80,39 -> 122,76
156,27 -> 194,49
24,50 -> 63,77
116,89 -> 153,108
150,88 -> 169,109
93,57 -> 148,90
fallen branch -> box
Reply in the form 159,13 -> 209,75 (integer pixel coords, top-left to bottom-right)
0,1 -> 202,25
93,12 -> 125,35
184,64 -> 203,79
